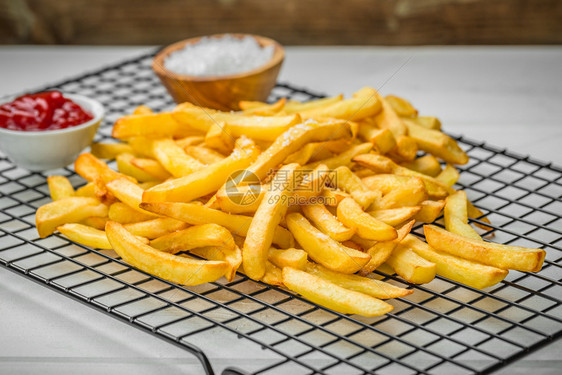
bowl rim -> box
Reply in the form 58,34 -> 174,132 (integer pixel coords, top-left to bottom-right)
0,92 -> 105,137
152,33 -> 285,82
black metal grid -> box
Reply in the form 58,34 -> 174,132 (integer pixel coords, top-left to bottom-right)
1,52 -> 561,375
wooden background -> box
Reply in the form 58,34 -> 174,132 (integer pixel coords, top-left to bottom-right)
1,0 -> 561,45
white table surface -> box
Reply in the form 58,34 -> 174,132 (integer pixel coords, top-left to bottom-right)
0,45 -> 561,375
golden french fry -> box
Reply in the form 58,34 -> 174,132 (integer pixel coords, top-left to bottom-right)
337,197 -> 397,241
424,225 -> 545,272
36,197 -> 108,238
359,220 -> 415,276
282,267 -> 393,317
435,164 -> 460,187
385,95 -> 418,118
305,143 -> 372,170
356,88 -> 407,138
130,157 -> 171,181
112,113 -> 202,140
80,216 -> 109,230
116,153 -> 159,182
283,95 -> 343,114
152,138 -> 205,177
108,202 -> 154,224
75,153 -> 135,184
403,116 -> 441,131
358,126 -> 396,154
329,166 -> 381,209
368,206 -> 421,227
176,135 -> 205,148
386,243 -> 436,284
105,177 -> 159,218
286,213 -> 370,274
128,137 -> 155,158
404,121 -> 468,165
320,188 -> 351,207
215,184 -> 265,214
243,164 -> 299,280
123,217 -> 188,239
75,182 -> 96,197
369,178 -> 427,210
173,105 -> 302,141
246,120 -> 352,180
388,135 -> 418,162
402,234 -> 507,289
139,202 -> 294,249
91,142 -> 134,160
306,262 -> 413,299
299,95 -> 382,121
240,98 -> 286,116
413,200 -> 446,223
57,223 -> 149,249
444,191 -> 481,240
302,203 -> 355,241
106,221 -> 228,285
184,146 -> 225,164
268,248 -> 308,270
47,176 -> 75,201
204,122 -> 235,155
401,155 -> 442,177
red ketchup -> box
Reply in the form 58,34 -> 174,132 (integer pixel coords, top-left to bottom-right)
0,91 -> 93,131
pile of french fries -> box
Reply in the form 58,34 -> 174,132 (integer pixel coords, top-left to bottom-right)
36,87 -> 546,317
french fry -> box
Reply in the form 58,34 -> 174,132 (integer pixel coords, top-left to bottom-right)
204,122 -> 235,155
116,153 -> 159,182
413,200 -> 446,223
424,225 -> 545,272
143,137 -> 259,203
404,121 -> 468,165
444,191 -> 481,240
298,95 -> 382,121
302,203 -> 355,241
401,234 -> 507,289
369,177 -> 427,210
388,135 -> 418,162
306,262 -> 413,299
359,220 -> 415,276
36,197 -> 108,238
123,217 -> 188,239
128,137 -> 155,158
320,188 -> 351,207
283,95 -> 343,114
106,221 -> 228,285
403,116 -> 441,131
75,182 -> 96,197
240,98 -> 286,116
105,177 -> 159,217
185,146 -> 225,164
337,197 -> 397,241
57,223 -> 149,249
112,112 -> 202,140
261,261 -> 284,286
108,202 -> 154,224
386,243 -> 436,284
173,105 -> 302,141
305,143 -> 372,170
75,153 -> 135,184
91,142 -> 134,159
243,164 -> 299,280
152,138 -> 205,177
329,166 -> 381,209
268,248 -> 308,270
358,126 -> 396,154
130,157 -> 172,181
140,202 -> 294,249
80,216 -> 109,230
282,267 -> 393,317
385,95 -> 418,118
175,135 -> 205,148
435,164 -> 460,187
401,155 -> 442,177
361,88 -> 407,138
47,176 -> 75,201
286,212 -> 370,274
368,206 -> 421,227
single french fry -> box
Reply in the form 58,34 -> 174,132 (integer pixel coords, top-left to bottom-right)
75,182 -> 96,197
388,135 -> 418,162
112,112 -> 202,140
386,244 -> 436,284
413,200 -> 446,223
152,138 -> 205,177
286,213 -> 370,274
268,248 -> 308,270
328,166 -> 381,209
106,221 -> 228,285
359,220 -> 415,276
91,142 -> 134,160
282,267 -> 393,317
337,197 -> 397,241
424,225 -> 545,272
306,262 -> 413,299
403,116 -> 441,131
435,164 -> 460,187
369,177 -> 427,210
75,153 -> 135,184
401,155 -> 442,177
368,206 -> 421,227
116,153 -> 159,182
385,95 -> 418,118
302,203 -> 355,241
299,95 -> 382,122
404,121 -> 468,165
243,164 -> 300,280
123,217 -> 188,239
444,191 -> 481,240
358,126 -> 396,154
36,197 -> 108,238
108,202 -> 154,224
402,234 -> 507,289
139,202 -> 294,249
283,95 -> 344,114
128,137 -> 156,158
58,223 -> 149,249
47,176 -> 75,201
105,177 -> 159,218
80,216 -> 109,230
142,137 -> 260,203
240,98 -> 286,116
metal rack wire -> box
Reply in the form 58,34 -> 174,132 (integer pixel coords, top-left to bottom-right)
0,53 -> 561,375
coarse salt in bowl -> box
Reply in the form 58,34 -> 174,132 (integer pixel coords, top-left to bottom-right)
152,34 -> 284,111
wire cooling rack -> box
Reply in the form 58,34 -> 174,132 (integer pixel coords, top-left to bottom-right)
0,53 -> 561,375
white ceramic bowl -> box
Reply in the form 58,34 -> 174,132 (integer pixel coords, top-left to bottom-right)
0,93 -> 104,171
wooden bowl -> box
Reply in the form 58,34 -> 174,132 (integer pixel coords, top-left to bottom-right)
152,34 -> 284,111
